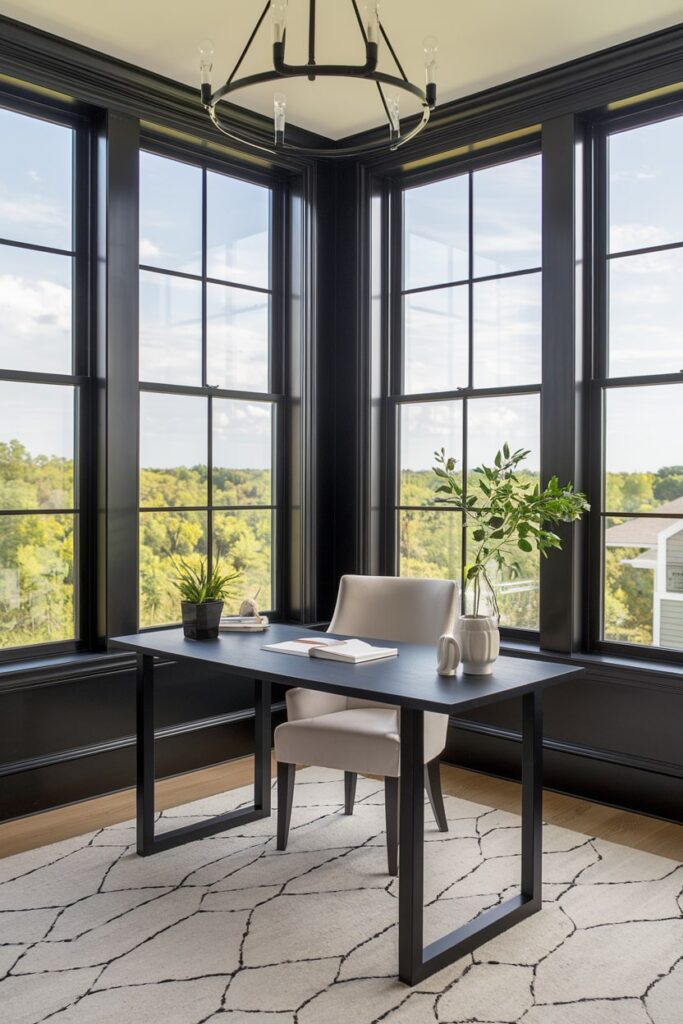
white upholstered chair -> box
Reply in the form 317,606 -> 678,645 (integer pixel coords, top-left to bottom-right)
274,574 -> 459,875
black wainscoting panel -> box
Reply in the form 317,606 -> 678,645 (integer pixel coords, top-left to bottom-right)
444,667 -> 683,822
0,710 -> 286,822
0,659 -> 286,822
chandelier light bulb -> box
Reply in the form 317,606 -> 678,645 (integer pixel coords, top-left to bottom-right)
273,92 -> 287,145
199,39 -> 214,81
363,2 -> 380,45
388,94 -> 400,141
423,35 -> 438,107
271,0 -> 288,45
199,39 -> 214,106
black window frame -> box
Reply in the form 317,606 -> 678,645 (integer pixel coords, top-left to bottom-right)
587,97 -> 683,665
383,137 -> 544,641
0,90 -> 94,664
137,133 -> 287,629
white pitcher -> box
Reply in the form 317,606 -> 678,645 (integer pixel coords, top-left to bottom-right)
436,633 -> 460,677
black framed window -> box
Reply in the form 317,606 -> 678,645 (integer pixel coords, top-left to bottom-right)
392,149 -> 542,631
594,109 -> 683,655
138,147 -> 279,628
0,102 -> 88,656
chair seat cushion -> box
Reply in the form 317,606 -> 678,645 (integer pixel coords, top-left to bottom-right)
274,707 -> 445,777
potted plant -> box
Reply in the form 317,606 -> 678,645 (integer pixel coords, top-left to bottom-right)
173,557 -> 241,640
433,444 -> 589,675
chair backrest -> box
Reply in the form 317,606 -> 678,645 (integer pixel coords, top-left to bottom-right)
328,574 -> 459,647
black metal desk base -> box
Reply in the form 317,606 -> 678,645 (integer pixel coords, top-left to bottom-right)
398,690 -> 543,985
135,653 -> 272,856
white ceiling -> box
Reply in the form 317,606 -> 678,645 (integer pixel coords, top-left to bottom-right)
2,0 -> 682,138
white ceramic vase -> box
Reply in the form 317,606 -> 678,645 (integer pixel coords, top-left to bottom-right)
456,615 -> 500,675
436,633 -> 460,676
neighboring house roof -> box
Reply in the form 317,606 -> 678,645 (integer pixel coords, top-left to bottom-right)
622,547 -> 658,569
605,496 -> 683,548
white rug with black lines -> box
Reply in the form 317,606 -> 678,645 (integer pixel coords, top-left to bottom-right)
0,766 -> 681,1024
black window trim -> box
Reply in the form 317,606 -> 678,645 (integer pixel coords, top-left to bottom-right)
587,97 -> 683,665
137,132 -> 287,630
383,136 -> 544,641
0,89 -> 94,664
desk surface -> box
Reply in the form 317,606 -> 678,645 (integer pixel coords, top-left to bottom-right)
110,624 -> 583,714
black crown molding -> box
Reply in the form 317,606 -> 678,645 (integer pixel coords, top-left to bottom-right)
0,13 -> 330,173
343,20 -> 683,171
2,13 -> 683,177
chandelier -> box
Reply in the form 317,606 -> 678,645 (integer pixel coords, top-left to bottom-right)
199,0 -> 438,157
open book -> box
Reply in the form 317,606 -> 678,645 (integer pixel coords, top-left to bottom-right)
262,636 -> 397,664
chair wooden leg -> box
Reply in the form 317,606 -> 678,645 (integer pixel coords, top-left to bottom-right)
277,761 -> 296,851
385,776 -> 399,876
425,757 -> 448,833
344,771 -> 357,815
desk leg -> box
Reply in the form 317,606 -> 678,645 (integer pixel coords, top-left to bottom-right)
398,707 -> 424,986
522,689 -> 543,907
135,667 -> 271,857
398,689 -> 545,985
254,679 -> 272,815
136,654 -> 155,856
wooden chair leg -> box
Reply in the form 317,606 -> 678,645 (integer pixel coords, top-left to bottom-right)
344,771 -> 357,815
385,776 -> 399,876
425,757 -> 448,833
277,761 -> 296,851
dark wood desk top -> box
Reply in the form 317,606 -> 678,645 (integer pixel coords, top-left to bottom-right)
110,624 -> 583,714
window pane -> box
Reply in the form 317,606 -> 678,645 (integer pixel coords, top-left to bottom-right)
0,244 -> 72,374
140,393 -> 207,508
399,401 -> 463,506
467,394 -> 540,499
473,155 -> 541,276
0,513 -> 74,647
207,172 -> 270,289
140,152 -> 202,274
403,176 -> 468,290
603,516 -> 656,646
213,400 -> 273,506
605,385 -> 683,512
139,510 -> 207,627
473,272 -> 541,388
608,250 -> 683,378
398,510 -> 461,580
0,382 -> 74,510
206,283 -> 269,392
213,509 -> 273,612
139,270 -> 202,386
403,285 -> 468,394
609,116 -> 683,253
0,108 -> 72,251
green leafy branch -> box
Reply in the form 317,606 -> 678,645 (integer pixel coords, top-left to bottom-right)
172,557 -> 241,605
432,444 -> 590,621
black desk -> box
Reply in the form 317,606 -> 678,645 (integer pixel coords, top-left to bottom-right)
110,624 -> 583,985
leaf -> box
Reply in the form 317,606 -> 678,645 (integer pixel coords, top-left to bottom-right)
518,538 -> 533,552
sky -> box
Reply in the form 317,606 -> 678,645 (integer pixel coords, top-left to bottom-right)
0,106 -> 681,475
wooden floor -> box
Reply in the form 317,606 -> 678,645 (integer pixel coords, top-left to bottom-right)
1,755 -> 682,861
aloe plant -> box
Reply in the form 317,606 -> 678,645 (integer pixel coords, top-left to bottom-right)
173,557 -> 240,605
433,444 -> 590,621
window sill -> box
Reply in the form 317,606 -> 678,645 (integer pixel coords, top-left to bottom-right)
500,638 -> 683,683
0,649 -> 134,693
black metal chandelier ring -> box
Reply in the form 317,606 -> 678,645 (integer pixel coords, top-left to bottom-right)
208,70 -> 430,159
199,0 -> 438,159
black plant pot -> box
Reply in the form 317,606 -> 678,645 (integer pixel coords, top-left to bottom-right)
181,600 -> 224,640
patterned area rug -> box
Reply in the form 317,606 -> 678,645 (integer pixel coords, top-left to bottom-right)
0,767 -> 681,1024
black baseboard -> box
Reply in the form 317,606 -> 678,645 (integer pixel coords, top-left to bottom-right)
444,718 -> 683,824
